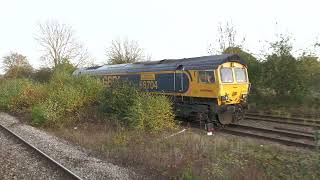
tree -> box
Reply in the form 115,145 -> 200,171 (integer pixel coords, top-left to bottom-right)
208,22 -> 246,54
223,47 -> 262,89
36,20 -> 89,68
263,35 -> 307,98
106,38 -> 145,64
2,52 -> 33,78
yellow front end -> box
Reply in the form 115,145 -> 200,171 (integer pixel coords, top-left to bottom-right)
216,62 -> 249,124
217,62 -> 249,105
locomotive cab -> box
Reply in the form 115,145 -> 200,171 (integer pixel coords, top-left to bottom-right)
216,62 -> 249,124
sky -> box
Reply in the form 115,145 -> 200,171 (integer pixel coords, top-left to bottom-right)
0,0 -> 319,71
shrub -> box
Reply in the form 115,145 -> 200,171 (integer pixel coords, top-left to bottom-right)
0,79 -> 44,112
31,105 -> 48,126
102,81 -> 140,116
31,71 -> 104,126
11,82 -> 45,112
32,68 -> 53,83
5,66 -> 34,79
126,93 -> 176,132
101,81 -> 176,132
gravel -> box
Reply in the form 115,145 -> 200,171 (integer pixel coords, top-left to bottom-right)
0,112 -> 138,180
0,128 -> 66,179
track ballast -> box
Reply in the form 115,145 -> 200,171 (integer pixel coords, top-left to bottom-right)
0,123 -> 83,180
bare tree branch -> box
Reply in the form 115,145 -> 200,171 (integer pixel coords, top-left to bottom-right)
35,20 -> 89,67
208,22 -> 246,55
106,38 -> 146,64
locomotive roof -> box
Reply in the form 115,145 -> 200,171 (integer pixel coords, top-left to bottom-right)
73,54 -> 246,75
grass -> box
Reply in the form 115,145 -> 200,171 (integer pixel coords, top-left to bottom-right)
49,110 -> 320,179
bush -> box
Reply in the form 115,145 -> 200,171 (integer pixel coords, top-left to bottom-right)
31,71 -> 104,126
11,82 -> 45,112
0,79 -> 44,112
126,93 -> 176,132
31,105 -> 47,126
32,68 -> 53,83
5,66 -> 34,79
102,81 -> 176,132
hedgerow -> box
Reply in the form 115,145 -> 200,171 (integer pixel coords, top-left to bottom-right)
0,66 -> 175,132
102,81 -> 176,132
31,70 -> 104,126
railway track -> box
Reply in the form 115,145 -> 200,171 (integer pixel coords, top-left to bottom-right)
0,123 -> 83,180
221,124 -> 317,149
183,112 -> 320,149
245,113 -> 320,128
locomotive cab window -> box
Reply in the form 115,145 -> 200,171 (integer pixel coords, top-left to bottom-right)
234,68 -> 247,83
198,71 -> 215,83
220,67 -> 234,83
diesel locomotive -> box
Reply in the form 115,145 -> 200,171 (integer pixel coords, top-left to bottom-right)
73,54 -> 250,125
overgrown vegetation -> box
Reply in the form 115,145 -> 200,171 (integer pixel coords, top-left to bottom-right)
0,64 -> 175,132
102,81 -> 176,132
53,122 -> 320,179
0,78 -> 44,111
31,69 -> 104,127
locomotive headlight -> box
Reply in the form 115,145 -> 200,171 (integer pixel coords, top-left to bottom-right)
242,94 -> 248,101
221,95 -> 229,101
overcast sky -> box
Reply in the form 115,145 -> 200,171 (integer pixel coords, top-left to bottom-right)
0,0 -> 319,70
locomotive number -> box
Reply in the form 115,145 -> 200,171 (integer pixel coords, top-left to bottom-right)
139,80 -> 158,90
103,75 -> 120,87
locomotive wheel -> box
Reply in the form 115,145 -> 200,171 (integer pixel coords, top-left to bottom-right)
218,113 -> 233,125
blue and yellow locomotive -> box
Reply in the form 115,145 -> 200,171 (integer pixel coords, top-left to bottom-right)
73,54 -> 250,125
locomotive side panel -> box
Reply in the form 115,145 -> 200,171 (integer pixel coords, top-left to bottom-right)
101,71 -> 190,94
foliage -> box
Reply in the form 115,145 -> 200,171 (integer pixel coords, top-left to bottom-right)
0,79 -> 44,112
32,67 -> 53,83
126,93 -> 176,132
101,81 -> 176,132
221,35 -> 320,108
31,71 -> 104,126
101,81 -> 139,116
2,52 -> 33,78
106,38 -> 145,64
223,47 -> 263,89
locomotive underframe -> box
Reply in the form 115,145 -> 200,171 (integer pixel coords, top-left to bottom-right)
171,96 -> 248,125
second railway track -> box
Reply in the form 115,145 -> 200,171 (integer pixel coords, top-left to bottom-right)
0,123 -> 83,180
245,113 -> 320,128
183,112 -> 320,149
221,124 -> 317,149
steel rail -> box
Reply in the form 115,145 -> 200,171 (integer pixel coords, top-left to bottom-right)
245,113 -> 320,124
181,120 -> 317,149
274,126 -> 315,135
245,115 -> 320,128
0,123 -> 83,180
220,128 -> 316,149
228,124 -> 315,140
